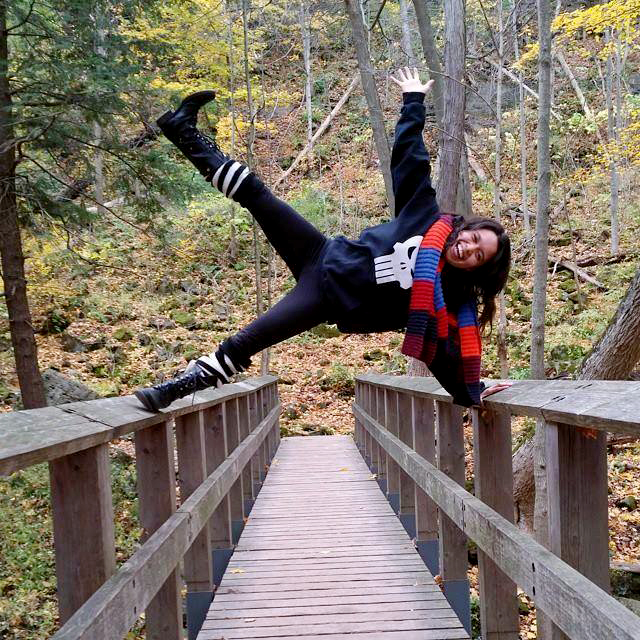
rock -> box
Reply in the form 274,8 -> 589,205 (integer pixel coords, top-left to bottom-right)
148,317 -> 177,331
170,310 -> 197,328
137,333 -> 152,346
113,327 -> 134,341
60,329 -> 106,353
616,496 -> 637,511
310,324 -> 341,338
42,368 -> 100,406
363,349 -> 389,361
179,280 -> 200,295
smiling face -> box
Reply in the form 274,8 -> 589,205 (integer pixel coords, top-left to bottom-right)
444,228 -> 499,270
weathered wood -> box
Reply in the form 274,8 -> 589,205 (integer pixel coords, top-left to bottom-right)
354,403 -> 640,640
471,408 -> 519,639
200,436 -> 468,639
356,374 -> 640,436
135,421 -> 182,640
436,402 -> 467,581
49,444 -> 116,623
413,396 -> 438,544
384,389 -> 401,508
52,403 -> 278,640
0,377 -> 278,476
175,412 -> 213,592
225,398 -> 245,529
203,404 -> 231,550
237,394 -> 254,504
545,421 -> 610,639
397,393 -> 416,533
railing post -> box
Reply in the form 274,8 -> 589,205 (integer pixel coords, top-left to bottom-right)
175,411 -> 214,640
384,388 -> 401,512
49,444 -> 116,624
413,396 -> 439,574
271,382 -> 281,455
135,421 -> 182,640
354,381 -> 363,452
225,398 -> 245,544
375,387 -> 388,493
249,391 -> 264,497
364,384 -> 376,472
237,395 -> 254,515
203,404 -> 233,587
397,392 -> 416,538
436,401 -> 470,635
544,422 -> 610,639
472,407 -> 519,639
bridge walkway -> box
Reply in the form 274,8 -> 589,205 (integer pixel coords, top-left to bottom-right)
197,435 -> 469,640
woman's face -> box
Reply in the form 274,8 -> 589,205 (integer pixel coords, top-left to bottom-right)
444,228 -> 499,270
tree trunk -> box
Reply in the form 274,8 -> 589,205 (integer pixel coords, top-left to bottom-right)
514,10 -> 530,239
412,0 -> 444,125
399,0 -> 416,66
0,1 -> 47,409
530,0 -> 552,380
437,0 -> 466,212
300,0 -> 313,155
532,0 -> 553,634
242,0 -> 267,373
344,0 -> 394,212
606,29 -> 620,255
579,268 -> 640,379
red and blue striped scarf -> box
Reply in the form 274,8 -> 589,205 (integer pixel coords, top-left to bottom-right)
401,215 -> 482,405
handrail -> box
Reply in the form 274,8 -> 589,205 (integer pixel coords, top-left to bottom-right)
353,374 -> 640,639
357,373 -> 640,435
0,376 -> 276,476
52,403 -> 280,639
2,375 -> 281,639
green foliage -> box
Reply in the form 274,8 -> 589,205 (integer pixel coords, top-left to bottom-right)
318,363 -> 356,397
0,453 -> 141,638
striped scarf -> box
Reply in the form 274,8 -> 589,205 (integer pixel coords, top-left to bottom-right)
401,215 -> 483,405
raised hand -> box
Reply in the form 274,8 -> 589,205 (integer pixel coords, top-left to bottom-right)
390,67 -> 434,95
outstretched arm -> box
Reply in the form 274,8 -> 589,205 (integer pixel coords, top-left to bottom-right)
389,68 -> 438,219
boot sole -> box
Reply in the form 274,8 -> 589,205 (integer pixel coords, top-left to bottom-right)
134,388 -> 163,412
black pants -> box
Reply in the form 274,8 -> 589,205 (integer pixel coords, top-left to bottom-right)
220,178 -> 331,368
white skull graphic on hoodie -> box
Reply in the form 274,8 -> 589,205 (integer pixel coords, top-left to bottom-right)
373,235 -> 423,290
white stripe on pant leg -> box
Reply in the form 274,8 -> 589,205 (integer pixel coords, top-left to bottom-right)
228,167 -> 250,199
197,354 -> 230,381
222,354 -> 238,374
211,162 -> 231,190
221,162 -> 242,196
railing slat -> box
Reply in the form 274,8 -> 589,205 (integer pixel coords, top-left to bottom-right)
50,443 -> 116,623
397,392 -> 416,538
353,401 -> 640,640
412,395 -> 439,574
472,407 -> 519,639
384,389 -> 401,512
545,422 -> 610,639
135,421 -> 182,640
436,401 -> 470,634
175,411 -> 213,639
52,402 -> 279,640
225,398 -> 245,543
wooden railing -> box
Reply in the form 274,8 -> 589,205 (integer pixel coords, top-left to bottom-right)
353,373 -> 640,640
0,375 -> 280,640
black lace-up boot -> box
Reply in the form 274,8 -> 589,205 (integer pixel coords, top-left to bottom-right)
157,91 -> 251,200
135,348 -> 243,412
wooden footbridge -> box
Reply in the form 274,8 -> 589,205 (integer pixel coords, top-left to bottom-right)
2,374 -> 640,639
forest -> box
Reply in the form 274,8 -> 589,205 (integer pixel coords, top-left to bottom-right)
1,0 -> 640,637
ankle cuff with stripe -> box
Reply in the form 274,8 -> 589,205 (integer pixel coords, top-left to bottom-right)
211,161 -> 251,201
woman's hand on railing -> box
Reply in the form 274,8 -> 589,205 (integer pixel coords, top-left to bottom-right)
479,382 -> 512,405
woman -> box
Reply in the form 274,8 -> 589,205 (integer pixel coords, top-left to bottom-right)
135,68 -> 511,412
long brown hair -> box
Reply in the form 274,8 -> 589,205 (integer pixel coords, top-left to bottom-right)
441,216 -> 511,331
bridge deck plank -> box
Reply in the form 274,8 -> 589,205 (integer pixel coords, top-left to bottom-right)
197,435 -> 469,640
